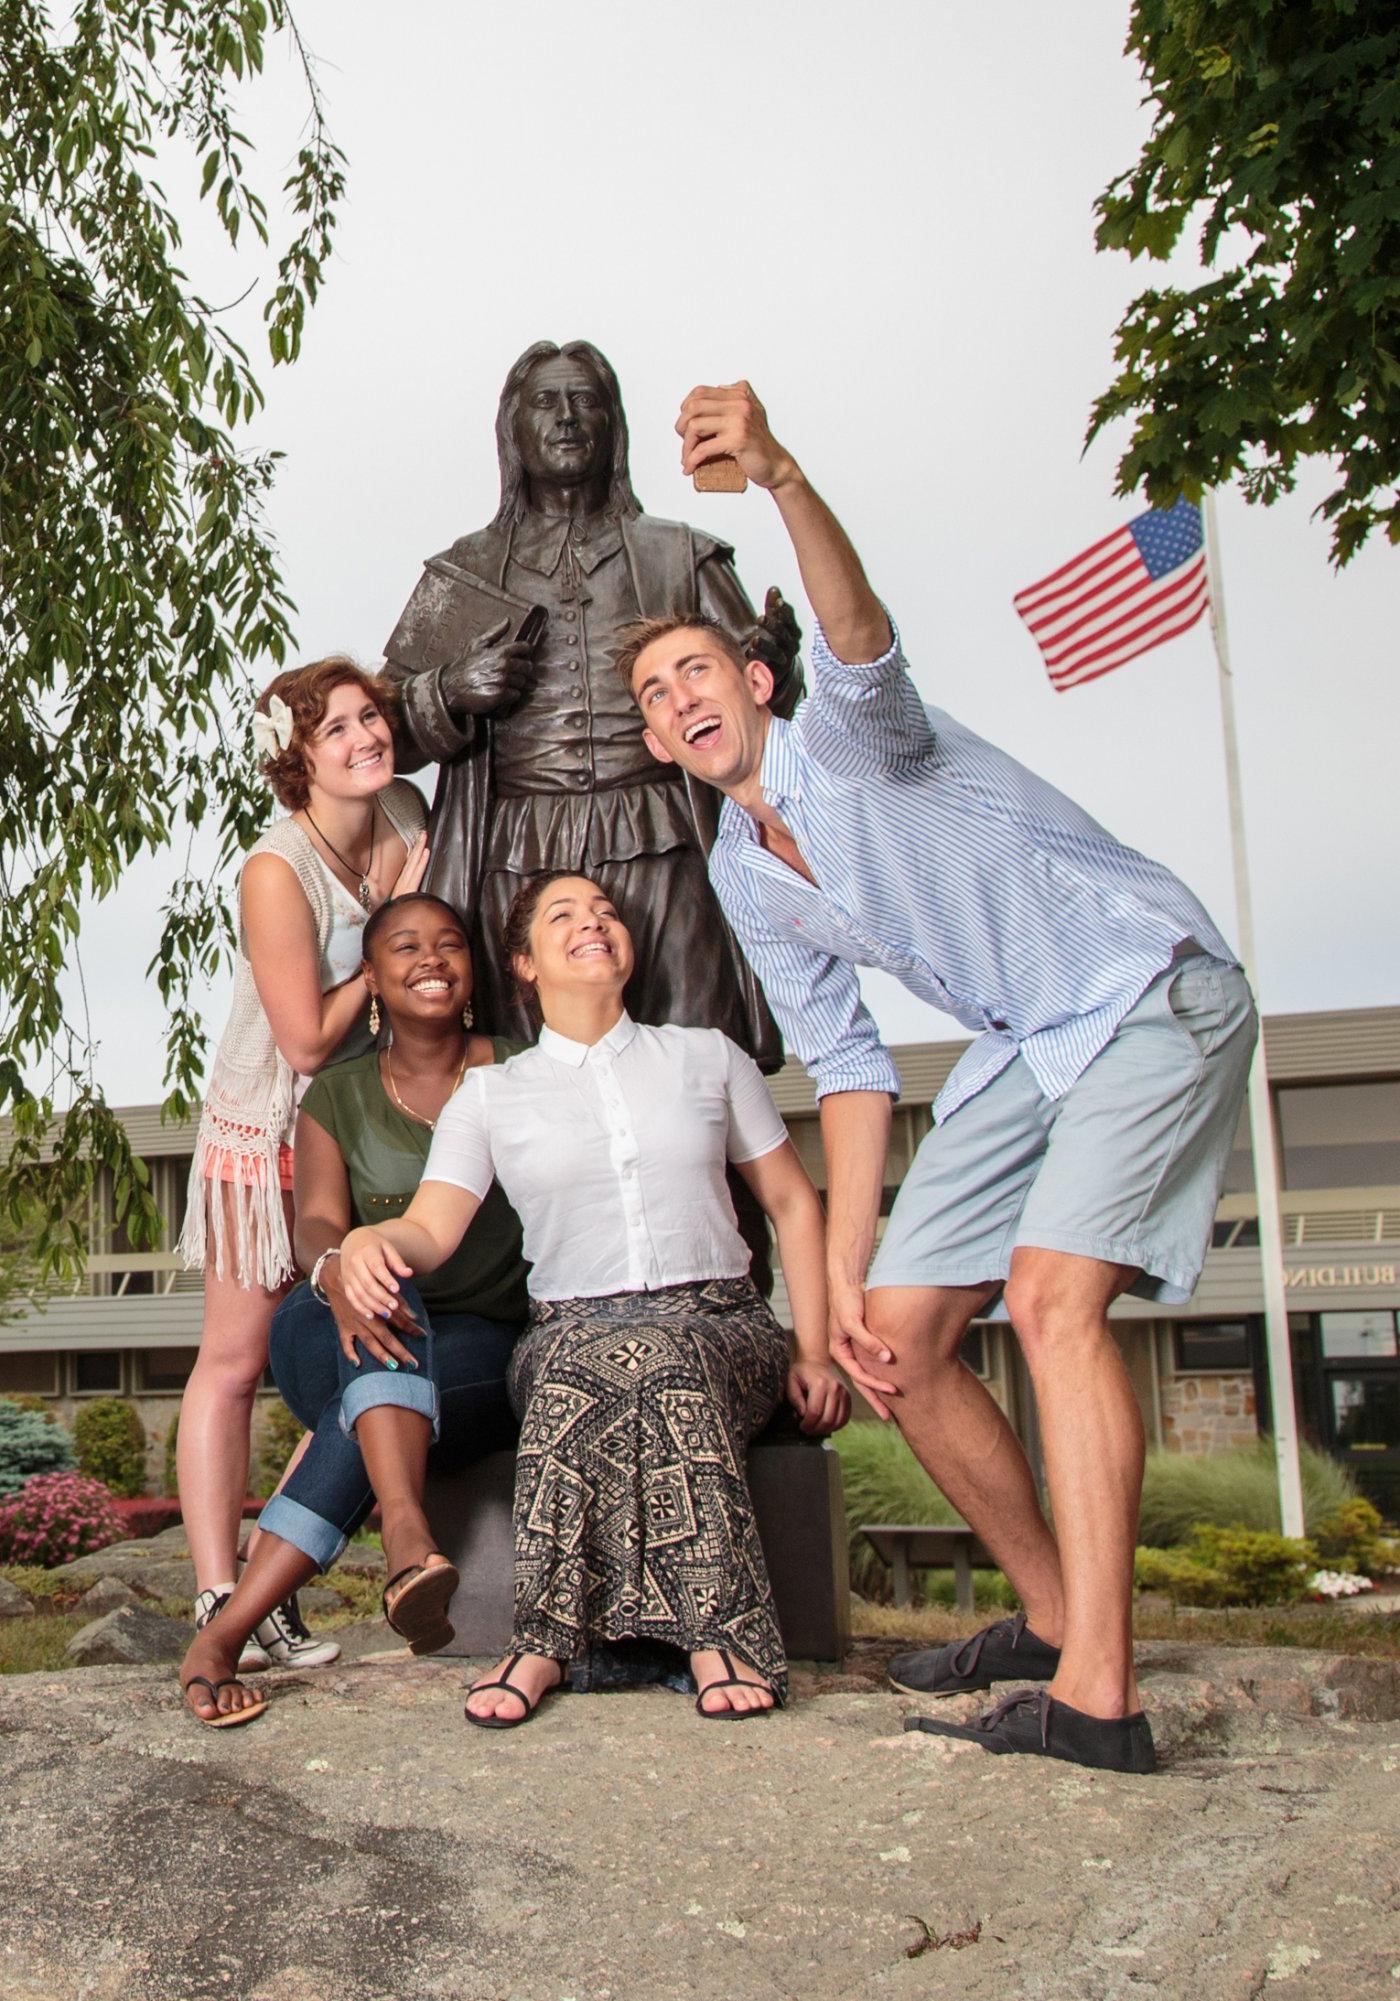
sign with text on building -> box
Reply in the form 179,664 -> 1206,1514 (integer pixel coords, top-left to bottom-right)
1284,1262 -> 1397,1292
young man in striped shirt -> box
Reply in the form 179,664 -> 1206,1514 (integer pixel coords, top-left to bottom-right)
618,382 -> 1257,1774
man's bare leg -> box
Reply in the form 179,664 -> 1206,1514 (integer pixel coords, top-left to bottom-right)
867,1282 -> 1065,1645
1002,1246 -> 1142,1717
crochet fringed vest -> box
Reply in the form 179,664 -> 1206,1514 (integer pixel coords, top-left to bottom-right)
177,781 -> 426,1290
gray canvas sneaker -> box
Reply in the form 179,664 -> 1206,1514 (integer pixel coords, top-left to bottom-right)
905,1687 -> 1157,1775
887,1612 -> 1060,1698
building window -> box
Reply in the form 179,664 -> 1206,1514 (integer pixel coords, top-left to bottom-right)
1175,1321 -> 1253,1373
1319,1311 -> 1398,1362
962,1324 -> 988,1377
136,1347 -> 200,1394
0,1352 -> 61,1397
1277,1081 -> 1400,1191
1210,1218 -> 1260,1249
71,1351 -> 123,1395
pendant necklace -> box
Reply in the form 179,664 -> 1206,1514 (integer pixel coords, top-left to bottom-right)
304,804 -> 378,910
384,1042 -> 473,1130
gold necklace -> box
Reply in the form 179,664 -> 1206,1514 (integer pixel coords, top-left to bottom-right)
383,1042 -> 472,1129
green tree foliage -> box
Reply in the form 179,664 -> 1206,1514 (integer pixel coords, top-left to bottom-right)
0,2 -> 344,1275
72,1394 -> 147,1497
1090,3 -> 1400,565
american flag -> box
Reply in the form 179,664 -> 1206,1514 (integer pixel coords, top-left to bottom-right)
1014,497 -> 1209,692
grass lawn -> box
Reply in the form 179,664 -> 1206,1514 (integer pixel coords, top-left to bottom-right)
850,1595 -> 1400,1659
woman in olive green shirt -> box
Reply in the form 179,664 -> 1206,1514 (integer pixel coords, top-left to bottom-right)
180,894 -> 527,1725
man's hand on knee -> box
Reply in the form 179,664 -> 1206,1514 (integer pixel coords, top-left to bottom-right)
828,1273 -> 898,1421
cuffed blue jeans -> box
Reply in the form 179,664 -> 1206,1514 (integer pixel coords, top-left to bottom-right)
258,1279 -> 521,1571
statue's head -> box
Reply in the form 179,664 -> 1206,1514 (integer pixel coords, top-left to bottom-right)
492,340 -> 641,526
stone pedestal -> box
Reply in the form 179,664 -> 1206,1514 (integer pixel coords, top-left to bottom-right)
424,1434 -> 851,1662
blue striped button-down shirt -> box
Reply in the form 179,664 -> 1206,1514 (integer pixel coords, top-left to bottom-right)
709,619 -> 1236,1121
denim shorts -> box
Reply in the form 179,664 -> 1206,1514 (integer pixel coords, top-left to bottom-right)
868,955 -> 1257,1306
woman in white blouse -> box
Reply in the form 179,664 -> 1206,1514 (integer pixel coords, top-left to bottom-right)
340,871 -> 848,1724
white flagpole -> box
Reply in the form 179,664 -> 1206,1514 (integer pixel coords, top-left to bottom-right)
1201,491 -> 1306,1539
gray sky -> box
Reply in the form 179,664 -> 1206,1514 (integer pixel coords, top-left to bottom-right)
71,2 -> 1398,1105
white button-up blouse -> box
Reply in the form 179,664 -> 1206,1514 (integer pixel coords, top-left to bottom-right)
422,1014 -> 790,1301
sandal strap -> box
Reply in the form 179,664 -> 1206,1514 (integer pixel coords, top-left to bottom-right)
466,1655 -> 568,1712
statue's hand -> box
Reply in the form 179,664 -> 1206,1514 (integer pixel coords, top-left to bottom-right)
746,585 -> 802,679
440,617 -> 536,719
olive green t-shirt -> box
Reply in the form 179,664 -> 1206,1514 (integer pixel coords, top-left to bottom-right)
300,1045 -> 529,1325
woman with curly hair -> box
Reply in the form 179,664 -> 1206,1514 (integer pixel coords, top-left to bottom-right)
175,658 -> 428,1686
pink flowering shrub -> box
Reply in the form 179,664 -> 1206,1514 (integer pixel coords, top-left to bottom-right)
0,1471 -> 126,1568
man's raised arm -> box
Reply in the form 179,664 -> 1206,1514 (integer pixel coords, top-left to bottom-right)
677,383 -> 890,665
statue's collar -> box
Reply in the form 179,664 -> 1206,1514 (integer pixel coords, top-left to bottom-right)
507,511 -> 624,578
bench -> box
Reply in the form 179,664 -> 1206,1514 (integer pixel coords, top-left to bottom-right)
858,1523 -> 996,1612
425,1424 -> 852,1662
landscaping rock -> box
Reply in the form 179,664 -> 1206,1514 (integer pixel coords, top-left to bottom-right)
2,1646 -> 1397,2001
77,1575 -> 141,1616
296,1585 -> 348,1617
325,1541 -> 382,1577
64,1604 -> 188,1666
132,1557 -> 197,1603
0,1575 -> 32,1618
51,1543 -> 195,1604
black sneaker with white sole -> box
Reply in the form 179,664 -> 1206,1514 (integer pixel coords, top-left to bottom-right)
905,1686 -> 1157,1774
887,1611 -> 1060,1698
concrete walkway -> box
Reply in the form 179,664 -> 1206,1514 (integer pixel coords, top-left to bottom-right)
2,1641 -> 1397,2000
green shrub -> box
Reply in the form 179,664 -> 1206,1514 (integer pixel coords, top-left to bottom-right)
0,1472 -> 125,1566
163,1410 -> 179,1498
1138,1441 -> 1356,1547
1135,1523 -> 1316,1607
0,1403 -> 76,1496
832,1422 -> 962,1600
72,1397 -> 147,1498
1310,1498 -> 1392,1575
254,1399 -> 306,1499
1189,1524 -> 1316,1605
0,1393 -> 56,1419
1134,1545 -> 1233,1607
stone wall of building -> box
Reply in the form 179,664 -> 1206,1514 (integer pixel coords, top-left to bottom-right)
1160,1372 -> 1257,1455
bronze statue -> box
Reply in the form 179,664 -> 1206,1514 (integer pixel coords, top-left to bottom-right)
383,340 -> 801,1058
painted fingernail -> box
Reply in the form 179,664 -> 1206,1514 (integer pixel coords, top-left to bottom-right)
386,1359 -> 399,1372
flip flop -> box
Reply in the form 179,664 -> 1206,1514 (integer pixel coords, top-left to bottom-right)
464,1653 -> 568,1730
181,1674 -> 269,1729
694,1647 -> 777,1721
382,1557 -> 460,1656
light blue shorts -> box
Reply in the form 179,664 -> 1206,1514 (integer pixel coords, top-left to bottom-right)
868,955 -> 1257,1307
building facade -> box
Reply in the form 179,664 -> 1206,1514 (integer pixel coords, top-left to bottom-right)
3,1006 -> 1398,1511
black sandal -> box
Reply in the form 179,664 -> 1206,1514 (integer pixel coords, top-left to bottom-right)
464,1653 -> 568,1730
180,1674 -> 268,1729
694,1647 -> 777,1721
382,1556 -> 460,1656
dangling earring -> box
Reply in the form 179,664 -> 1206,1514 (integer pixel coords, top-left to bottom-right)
368,994 -> 381,1035
462,1002 -> 474,1029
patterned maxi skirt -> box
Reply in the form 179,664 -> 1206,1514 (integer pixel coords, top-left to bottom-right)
505,1276 -> 790,1699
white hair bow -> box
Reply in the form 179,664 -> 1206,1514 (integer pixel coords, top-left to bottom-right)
251,692 -> 294,761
